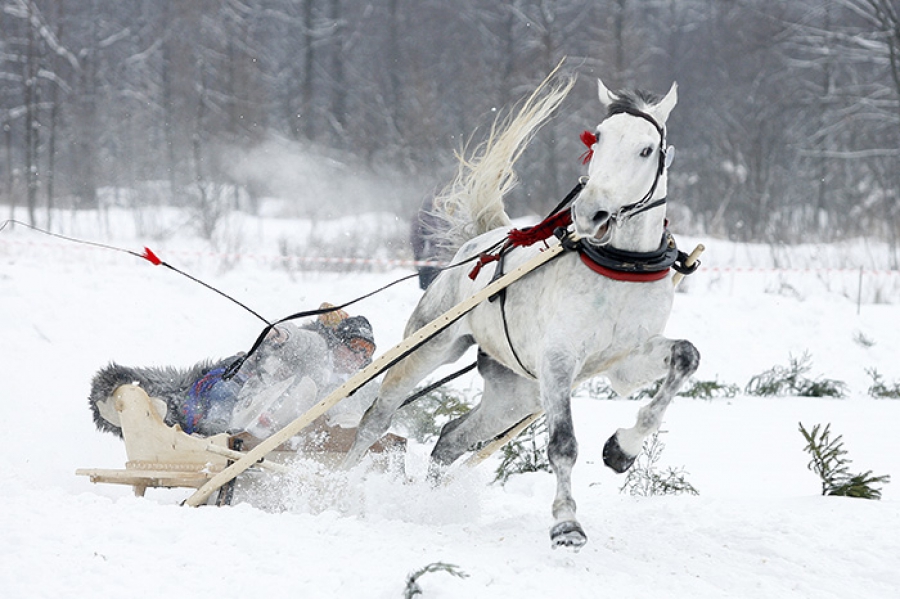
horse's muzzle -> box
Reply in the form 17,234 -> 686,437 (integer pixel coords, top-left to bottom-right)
585,210 -> 612,245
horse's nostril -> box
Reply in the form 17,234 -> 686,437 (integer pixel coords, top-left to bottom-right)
592,210 -> 610,224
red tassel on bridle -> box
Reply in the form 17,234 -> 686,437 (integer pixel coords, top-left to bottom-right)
507,210 -> 573,247
579,130 -> 597,165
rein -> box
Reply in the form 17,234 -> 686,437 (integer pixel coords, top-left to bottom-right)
223,242 -> 504,380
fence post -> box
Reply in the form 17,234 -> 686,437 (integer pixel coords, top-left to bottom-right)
857,267 -> 863,315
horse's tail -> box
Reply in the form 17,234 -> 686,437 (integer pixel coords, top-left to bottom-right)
431,69 -> 575,255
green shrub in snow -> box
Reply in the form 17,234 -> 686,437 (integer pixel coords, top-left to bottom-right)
493,415 -> 551,484
866,368 -> 900,399
745,353 -> 847,397
393,386 -> 474,443
619,432 -> 699,497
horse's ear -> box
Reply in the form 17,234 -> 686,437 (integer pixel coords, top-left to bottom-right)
651,82 -> 678,123
597,79 -> 619,110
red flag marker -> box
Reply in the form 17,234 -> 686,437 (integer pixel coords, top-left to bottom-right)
142,247 -> 162,265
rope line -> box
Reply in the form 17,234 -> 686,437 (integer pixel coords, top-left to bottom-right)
3,235 -> 896,276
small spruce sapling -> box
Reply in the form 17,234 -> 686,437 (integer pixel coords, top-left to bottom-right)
798,422 -> 890,499
679,377 -> 739,399
866,368 -> 900,399
578,376 -> 739,401
493,416 -> 551,484
393,386 -> 474,443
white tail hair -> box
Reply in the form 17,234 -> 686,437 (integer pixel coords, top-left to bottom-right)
432,68 -> 575,255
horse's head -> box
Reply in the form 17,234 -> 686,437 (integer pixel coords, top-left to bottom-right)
573,79 -> 677,246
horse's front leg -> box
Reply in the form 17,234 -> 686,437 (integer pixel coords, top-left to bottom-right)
602,337 -> 700,473
540,351 -> 587,549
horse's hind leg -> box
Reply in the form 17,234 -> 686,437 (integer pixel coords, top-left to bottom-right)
430,351 -> 540,468
602,337 -> 700,473
343,330 -> 474,468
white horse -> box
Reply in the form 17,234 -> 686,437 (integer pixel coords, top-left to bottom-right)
344,75 -> 700,549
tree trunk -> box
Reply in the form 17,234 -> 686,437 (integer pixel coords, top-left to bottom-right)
330,0 -> 346,137
303,0 -> 316,140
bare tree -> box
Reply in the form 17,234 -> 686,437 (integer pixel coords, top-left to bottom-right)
786,0 -> 900,254
0,0 -> 897,250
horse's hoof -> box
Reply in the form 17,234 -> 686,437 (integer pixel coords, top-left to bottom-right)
550,521 -> 587,550
603,433 -> 636,473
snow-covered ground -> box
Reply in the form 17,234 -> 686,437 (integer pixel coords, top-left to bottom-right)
2,209 -> 899,598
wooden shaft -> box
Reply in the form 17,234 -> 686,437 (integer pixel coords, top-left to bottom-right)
672,243 -> 705,287
184,240 -> 570,506
202,443 -> 290,474
464,412 -> 543,468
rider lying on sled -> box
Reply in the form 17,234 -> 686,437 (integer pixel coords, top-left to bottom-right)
87,303 -> 379,446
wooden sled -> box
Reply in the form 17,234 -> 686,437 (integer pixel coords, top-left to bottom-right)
76,383 -> 405,503
77,384 -> 258,501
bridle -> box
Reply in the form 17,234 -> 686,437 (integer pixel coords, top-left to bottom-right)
586,105 -> 672,228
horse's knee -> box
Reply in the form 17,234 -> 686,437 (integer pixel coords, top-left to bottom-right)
670,340 -> 700,377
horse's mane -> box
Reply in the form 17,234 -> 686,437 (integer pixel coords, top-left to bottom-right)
606,88 -> 662,117
427,70 -> 575,258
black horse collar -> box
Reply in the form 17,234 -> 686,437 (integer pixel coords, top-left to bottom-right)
570,229 -> 697,282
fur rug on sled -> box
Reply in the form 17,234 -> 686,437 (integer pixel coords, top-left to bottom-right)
89,359 -> 235,438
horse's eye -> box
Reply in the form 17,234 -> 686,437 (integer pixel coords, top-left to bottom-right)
640,146 -> 654,158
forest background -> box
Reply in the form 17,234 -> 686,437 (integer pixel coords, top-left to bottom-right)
2,0 -> 899,262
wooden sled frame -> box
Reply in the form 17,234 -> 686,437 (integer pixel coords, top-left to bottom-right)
77,383 -> 288,501
76,385 -> 406,503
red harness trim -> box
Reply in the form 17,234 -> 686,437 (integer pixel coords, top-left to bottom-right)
578,252 -> 671,282
469,210 -> 574,279
507,210 -> 573,247
468,251 -> 503,280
